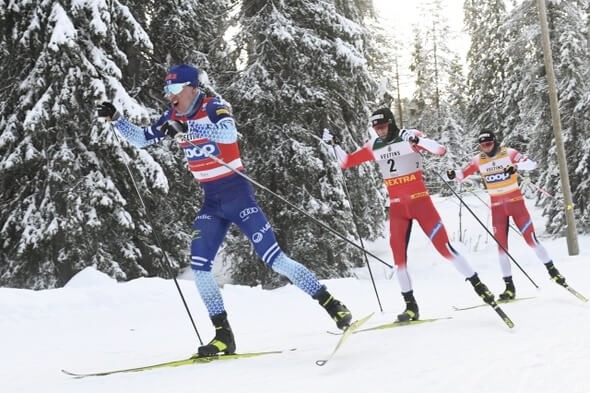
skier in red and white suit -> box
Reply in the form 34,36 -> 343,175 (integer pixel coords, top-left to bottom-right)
323,108 -> 496,322
447,130 -> 567,299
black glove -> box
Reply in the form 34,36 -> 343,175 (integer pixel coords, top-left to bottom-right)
503,165 -> 516,175
446,169 -> 456,180
96,102 -> 119,120
400,129 -> 419,145
322,128 -> 342,145
160,120 -> 188,137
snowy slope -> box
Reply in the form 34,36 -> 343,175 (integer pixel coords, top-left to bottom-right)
2,192 -> 589,393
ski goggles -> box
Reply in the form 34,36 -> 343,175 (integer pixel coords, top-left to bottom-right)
164,82 -> 191,96
480,141 -> 494,149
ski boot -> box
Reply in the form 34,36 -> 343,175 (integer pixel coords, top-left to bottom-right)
196,311 -> 236,357
313,286 -> 352,330
498,276 -> 516,300
468,273 -> 495,305
396,290 -> 419,322
545,261 -> 566,286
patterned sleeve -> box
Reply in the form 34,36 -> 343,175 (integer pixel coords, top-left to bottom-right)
112,115 -> 166,148
184,98 -> 237,143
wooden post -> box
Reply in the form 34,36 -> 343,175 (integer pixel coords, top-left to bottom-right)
536,0 -> 579,255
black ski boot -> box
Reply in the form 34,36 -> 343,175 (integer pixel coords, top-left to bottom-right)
498,276 -> 516,300
396,290 -> 419,322
196,311 -> 236,357
545,261 -> 566,286
468,273 -> 495,305
313,286 -> 352,330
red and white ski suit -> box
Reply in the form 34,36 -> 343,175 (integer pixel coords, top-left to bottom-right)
335,131 -> 475,291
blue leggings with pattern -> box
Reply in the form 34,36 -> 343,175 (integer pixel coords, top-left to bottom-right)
191,175 -> 323,317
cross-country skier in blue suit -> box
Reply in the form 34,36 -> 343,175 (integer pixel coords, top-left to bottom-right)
97,64 -> 352,357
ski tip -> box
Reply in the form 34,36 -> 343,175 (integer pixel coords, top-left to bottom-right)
354,312 -> 375,324
565,285 -> 588,302
501,315 -> 515,329
279,348 -> 298,354
61,369 -> 84,378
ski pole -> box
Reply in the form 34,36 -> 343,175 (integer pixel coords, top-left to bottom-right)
417,150 -> 538,288
180,136 -> 394,269
461,183 -> 522,237
325,137 -> 384,312
109,124 -> 203,345
520,176 -> 555,199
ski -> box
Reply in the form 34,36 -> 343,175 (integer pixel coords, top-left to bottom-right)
560,283 -> 588,302
453,296 -> 536,311
315,312 -> 374,367
61,349 -> 295,378
327,316 -> 452,335
488,301 -> 515,328
357,316 -> 452,333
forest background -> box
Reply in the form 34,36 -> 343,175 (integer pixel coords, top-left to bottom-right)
1,0 -> 589,289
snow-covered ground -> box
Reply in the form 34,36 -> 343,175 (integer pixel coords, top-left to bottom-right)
2,192 -> 589,393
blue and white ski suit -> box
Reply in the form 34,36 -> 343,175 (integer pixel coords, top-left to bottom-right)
112,92 -> 323,316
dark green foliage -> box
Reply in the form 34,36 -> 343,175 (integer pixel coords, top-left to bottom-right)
4,0 -> 590,290
219,0 -> 387,287
0,0 -> 386,289
463,0 -> 507,139
0,0 -> 191,288
463,0 -> 590,235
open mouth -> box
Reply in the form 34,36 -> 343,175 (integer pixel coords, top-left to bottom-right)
172,100 -> 179,107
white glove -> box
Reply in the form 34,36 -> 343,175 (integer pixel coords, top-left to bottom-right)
400,129 -> 418,143
322,128 -> 333,143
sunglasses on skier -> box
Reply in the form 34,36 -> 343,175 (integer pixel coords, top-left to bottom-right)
480,141 -> 494,149
164,82 -> 191,96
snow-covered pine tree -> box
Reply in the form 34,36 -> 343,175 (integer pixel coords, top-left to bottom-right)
144,0 -> 234,98
463,0 -> 508,141
218,0 -> 387,287
407,28 -> 429,128
128,0 -> 237,283
533,0 -> 590,234
560,0 -> 590,233
575,2 -> 590,231
0,0 -> 188,288
498,0 -> 589,235
364,7 -> 403,113
496,1 -> 564,235
493,4 -> 536,152
407,0 -> 463,192
438,56 -> 472,192
407,0 -> 455,134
